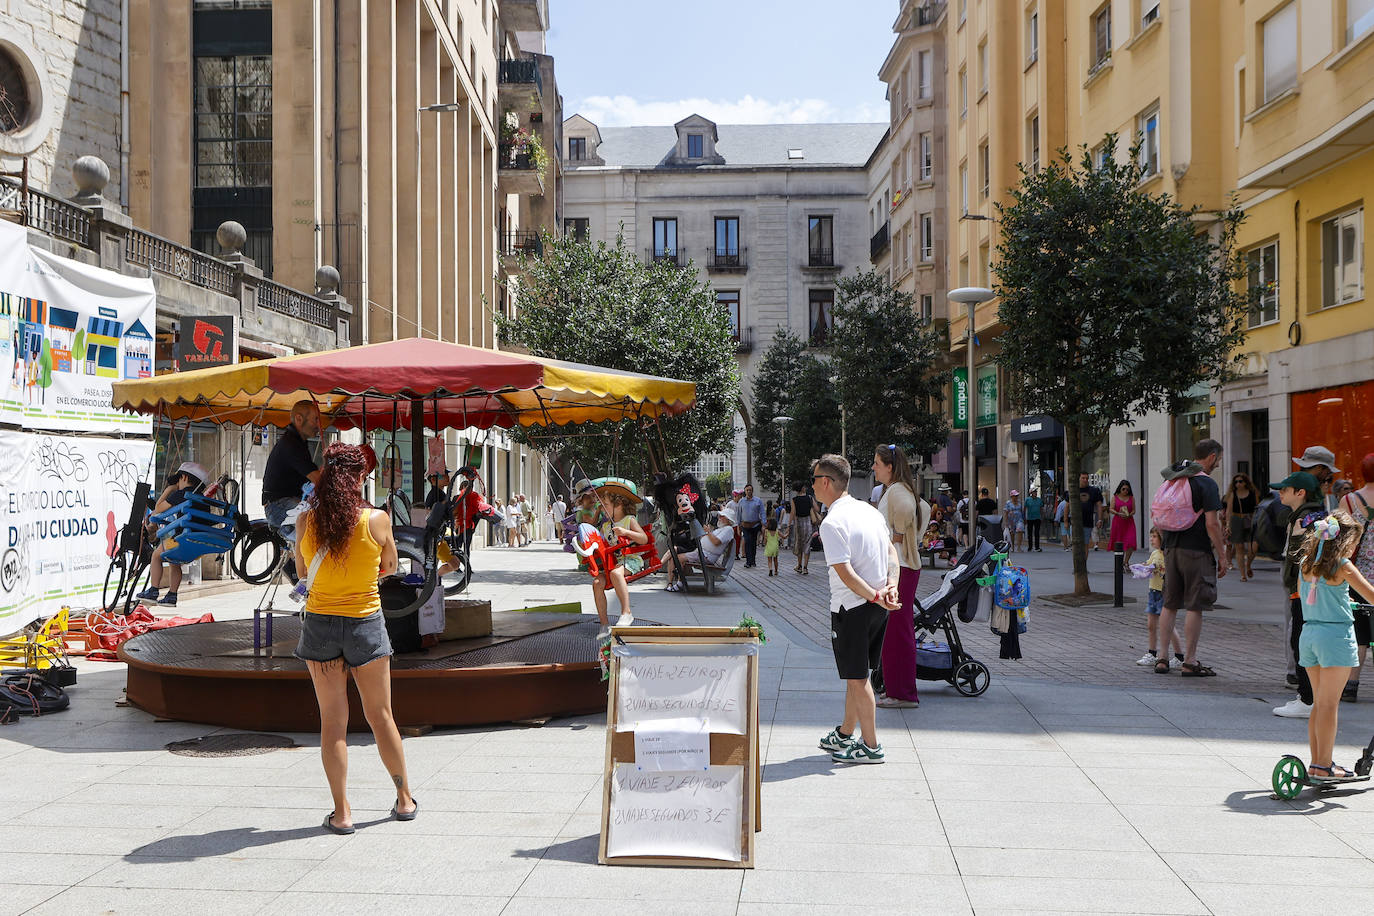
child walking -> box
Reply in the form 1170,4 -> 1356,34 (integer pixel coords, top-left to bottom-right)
1293,511 -> 1374,780
1136,527 -> 1184,666
763,517 -> 781,576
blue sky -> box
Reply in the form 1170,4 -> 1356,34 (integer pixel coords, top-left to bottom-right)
546,0 -> 894,126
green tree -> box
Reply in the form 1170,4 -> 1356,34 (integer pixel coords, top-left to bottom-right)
496,230 -> 740,481
830,269 -> 950,465
747,327 -> 840,493
705,471 -> 732,502
994,135 -> 1249,595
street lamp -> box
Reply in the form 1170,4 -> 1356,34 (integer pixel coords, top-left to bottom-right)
419,102 -> 464,113
773,416 -> 794,504
948,286 -> 996,549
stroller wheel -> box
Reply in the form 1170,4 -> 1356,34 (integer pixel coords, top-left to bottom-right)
953,660 -> 990,697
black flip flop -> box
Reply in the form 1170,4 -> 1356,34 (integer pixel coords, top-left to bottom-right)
391,798 -> 418,821
1181,662 -> 1217,678
322,812 -> 355,835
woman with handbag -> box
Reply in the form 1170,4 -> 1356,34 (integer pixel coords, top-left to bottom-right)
293,443 -> 416,835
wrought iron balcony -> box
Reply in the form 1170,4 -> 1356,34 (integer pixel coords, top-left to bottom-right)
501,230 -> 543,260
914,2 -> 946,26
645,248 -> 683,267
804,247 -> 836,269
870,222 -> 890,258
734,325 -> 753,353
706,246 -> 747,271
498,58 -> 542,110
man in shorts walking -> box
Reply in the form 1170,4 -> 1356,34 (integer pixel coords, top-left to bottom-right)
811,454 -> 901,764
1154,439 -> 1228,677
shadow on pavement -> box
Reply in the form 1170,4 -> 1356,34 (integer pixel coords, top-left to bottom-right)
124,817 -> 392,861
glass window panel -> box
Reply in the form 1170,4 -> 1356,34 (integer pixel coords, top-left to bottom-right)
196,164 -> 235,187
236,113 -> 272,139
195,57 -> 234,86
1352,0 -> 1374,43
1263,2 -> 1298,101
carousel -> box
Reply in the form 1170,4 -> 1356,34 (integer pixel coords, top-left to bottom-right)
107,338 -> 696,732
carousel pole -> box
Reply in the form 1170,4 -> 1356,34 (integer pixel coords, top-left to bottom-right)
411,396 -> 426,505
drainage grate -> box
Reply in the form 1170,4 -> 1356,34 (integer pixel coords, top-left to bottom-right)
165,733 -> 297,758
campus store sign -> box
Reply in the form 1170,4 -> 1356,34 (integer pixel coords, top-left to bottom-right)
0,219 -> 156,434
0,430 -> 154,631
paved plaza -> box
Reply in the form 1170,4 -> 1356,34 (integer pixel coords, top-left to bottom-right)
4,542 -> 1374,914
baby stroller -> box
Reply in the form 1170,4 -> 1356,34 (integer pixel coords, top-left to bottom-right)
911,537 -> 1000,697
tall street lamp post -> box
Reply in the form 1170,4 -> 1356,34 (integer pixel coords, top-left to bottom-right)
773,416 -> 794,504
948,286 -> 995,549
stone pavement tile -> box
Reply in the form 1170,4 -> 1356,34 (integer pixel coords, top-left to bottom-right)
2,747 -> 166,769
361,808 -> 573,838
913,746 -> 1077,768
79,853 -> 319,892
502,899 -> 738,916
1046,729 -> 1203,757
761,759 -> 930,792
760,809 -> 952,847
18,719 -> 219,751
113,761 -> 339,789
0,884 -> 62,916
1162,851 -> 1374,885
954,846 -> 1177,880
1114,803 -> 1361,857
1081,764 -> 1260,792
517,861 -> 743,901
962,876 -> 1208,915
22,885 -> 275,915
1033,714 -> 1171,729
259,891 -> 509,915
740,870 -> 971,911
287,834 -> 541,896
136,805 -> 375,860
922,767 -> 1111,804
61,781 -> 238,809
935,800 -> 1151,852
752,839 -> 959,874
415,786 -> 591,814
0,824 -> 175,856
1328,831 -> 1374,858
443,752 -> 605,776
908,725 -> 1064,752
2,852 -> 120,886
420,769 -> 600,795
8,800 -> 211,832
1188,882 -> 1374,916
1094,779 -> 1270,808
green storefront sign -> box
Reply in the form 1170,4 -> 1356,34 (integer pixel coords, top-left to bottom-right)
952,368 -> 969,430
976,366 -> 997,427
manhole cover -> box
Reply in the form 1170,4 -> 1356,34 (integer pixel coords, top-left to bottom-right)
165,733 -> 297,758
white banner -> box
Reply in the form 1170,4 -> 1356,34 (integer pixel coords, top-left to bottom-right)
607,765 -> 743,862
615,652 -> 749,736
0,219 -> 156,434
0,429 -> 154,632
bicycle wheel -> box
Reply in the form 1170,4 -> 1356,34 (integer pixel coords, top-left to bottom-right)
230,526 -> 285,585
102,551 -> 131,612
441,542 -> 471,596
122,559 -> 152,614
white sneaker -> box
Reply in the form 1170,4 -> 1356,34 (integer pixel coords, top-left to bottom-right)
1273,697 -> 1313,718
616,613 -> 634,627
876,695 -> 919,708
1136,652 -> 1158,666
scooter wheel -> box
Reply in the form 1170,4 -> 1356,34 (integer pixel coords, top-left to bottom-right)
1272,755 -> 1306,799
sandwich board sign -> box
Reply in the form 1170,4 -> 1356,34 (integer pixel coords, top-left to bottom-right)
599,626 -> 762,867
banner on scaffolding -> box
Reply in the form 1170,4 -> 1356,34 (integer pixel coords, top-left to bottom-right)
0,219 -> 156,433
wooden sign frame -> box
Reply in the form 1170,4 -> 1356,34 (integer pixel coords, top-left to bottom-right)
598,626 -> 762,868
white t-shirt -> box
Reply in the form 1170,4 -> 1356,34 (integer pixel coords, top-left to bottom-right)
819,494 -> 893,612
870,484 -> 884,505
552,499 -> 566,520
701,525 -> 735,565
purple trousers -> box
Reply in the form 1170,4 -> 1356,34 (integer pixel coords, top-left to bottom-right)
880,565 -> 921,701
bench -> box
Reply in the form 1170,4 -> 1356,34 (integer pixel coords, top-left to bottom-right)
674,542 -> 737,594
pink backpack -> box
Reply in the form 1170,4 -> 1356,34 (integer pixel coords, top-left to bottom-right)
1151,475 -> 1202,532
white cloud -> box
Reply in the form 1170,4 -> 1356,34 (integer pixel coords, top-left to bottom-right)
567,94 -> 887,127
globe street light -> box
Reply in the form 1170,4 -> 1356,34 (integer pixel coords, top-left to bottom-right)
772,416 -> 795,505
948,286 -> 995,549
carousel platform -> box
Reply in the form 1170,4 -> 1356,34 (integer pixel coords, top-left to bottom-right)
118,611 -> 608,732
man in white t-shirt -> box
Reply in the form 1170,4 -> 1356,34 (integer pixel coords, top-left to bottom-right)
549,495 -> 567,541
811,454 -> 900,765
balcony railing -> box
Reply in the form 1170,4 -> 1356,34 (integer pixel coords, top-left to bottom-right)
645,248 -> 683,267
806,248 -> 835,268
0,177 -> 91,246
501,230 -> 543,259
126,227 -> 237,294
706,246 -> 747,271
257,277 -> 334,328
498,143 -> 538,171
734,325 -> 753,353
914,1 -> 946,26
870,222 -> 890,258
498,58 -> 543,94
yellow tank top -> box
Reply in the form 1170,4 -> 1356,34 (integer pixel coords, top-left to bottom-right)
299,508 -> 383,618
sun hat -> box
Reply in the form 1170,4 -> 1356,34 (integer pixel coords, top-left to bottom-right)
718,506 -> 738,525
1269,471 -> 1320,496
591,476 -> 641,506
574,477 -> 595,495
1010,489 -> 1020,496
176,461 -> 210,484
938,483 -> 952,491
1293,446 -> 1339,473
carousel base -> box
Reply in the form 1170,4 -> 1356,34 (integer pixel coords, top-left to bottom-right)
118,612 -> 609,732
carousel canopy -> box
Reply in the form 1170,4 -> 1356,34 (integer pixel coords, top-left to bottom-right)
110,338 -> 697,430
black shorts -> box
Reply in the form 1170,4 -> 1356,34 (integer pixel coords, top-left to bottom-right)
830,602 -> 889,680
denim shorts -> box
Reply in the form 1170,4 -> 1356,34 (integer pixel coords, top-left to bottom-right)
1146,588 -> 1164,616
1298,621 -> 1358,669
295,610 -> 391,668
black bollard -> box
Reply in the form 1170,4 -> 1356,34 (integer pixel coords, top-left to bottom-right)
1113,541 -> 1124,607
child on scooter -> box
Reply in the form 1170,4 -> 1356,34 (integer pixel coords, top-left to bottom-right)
1136,527 -> 1183,667
1295,511 -> 1374,780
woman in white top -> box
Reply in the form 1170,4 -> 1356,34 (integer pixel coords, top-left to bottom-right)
873,444 -> 930,708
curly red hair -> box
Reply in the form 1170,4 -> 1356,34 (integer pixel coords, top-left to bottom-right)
307,443 -> 368,557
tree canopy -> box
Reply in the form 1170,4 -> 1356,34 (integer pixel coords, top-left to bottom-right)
747,328 -> 840,492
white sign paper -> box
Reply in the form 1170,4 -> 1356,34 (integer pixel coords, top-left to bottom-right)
616,653 -> 748,735
607,764 -> 742,861
634,717 -> 709,772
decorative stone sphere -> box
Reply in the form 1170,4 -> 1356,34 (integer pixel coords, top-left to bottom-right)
315,265 -> 341,294
72,156 -> 110,195
216,220 -> 247,254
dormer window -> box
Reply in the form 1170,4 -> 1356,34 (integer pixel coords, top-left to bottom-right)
569,136 -> 586,160
672,114 -> 721,165
687,134 -> 703,158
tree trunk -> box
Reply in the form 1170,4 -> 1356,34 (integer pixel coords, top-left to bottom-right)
1065,423 -> 1090,596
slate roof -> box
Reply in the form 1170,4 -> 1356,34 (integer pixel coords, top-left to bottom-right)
582,122 -> 886,169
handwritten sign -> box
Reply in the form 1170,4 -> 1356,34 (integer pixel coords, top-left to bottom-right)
634,717 -> 709,772
616,654 -> 748,735
606,765 -> 743,861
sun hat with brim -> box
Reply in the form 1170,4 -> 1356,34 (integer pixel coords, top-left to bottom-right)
176,461 -> 210,485
1293,446 -> 1340,474
1010,489 -> 1020,496
1270,471 -> 1320,496
574,478 -> 594,495
591,476 -> 641,506
718,507 -> 738,526
938,483 -> 952,491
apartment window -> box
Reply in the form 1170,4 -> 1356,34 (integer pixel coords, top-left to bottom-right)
902,228 -> 911,270
568,136 -> 586,160
917,50 -> 932,98
1092,142 -> 1111,170
979,242 -> 991,288
808,289 -> 834,346
1322,208 -> 1364,308
959,68 -> 967,118
653,217 -> 678,258
687,134 -> 703,158
564,217 -> 589,241
919,132 -> 933,180
1137,104 -> 1160,177
979,143 -> 990,199
1027,9 -> 1039,62
1027,114 -> 1040,174
1092,3 -> 1112,69
959,163 -> 968,213
919,212 -> 933,261
959,256 -> 969,287
1262,2 -> 1298,103
978,43 -> 988,94
808,215 -> 834,266
714,216 -> 740,264
1349,0 -> 1374,44
1245,241 -> 1279,328
919,294 -> 934,324
1141,0 -> 1160,29
717,290 -> 741,338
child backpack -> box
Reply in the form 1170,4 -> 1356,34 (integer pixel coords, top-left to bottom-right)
994,562 -> 1031,611
1151,473 -> 1202,532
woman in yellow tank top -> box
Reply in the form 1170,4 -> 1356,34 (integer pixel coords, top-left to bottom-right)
292,443 -> 415,834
